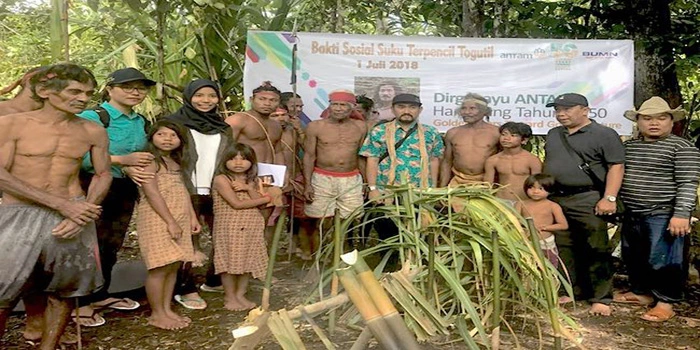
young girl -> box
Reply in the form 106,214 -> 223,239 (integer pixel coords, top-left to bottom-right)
137,119 -> 201,330
212,144 -> 271,311
516,174 -> 568,268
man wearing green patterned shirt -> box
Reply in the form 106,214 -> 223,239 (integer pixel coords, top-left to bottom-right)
360,93 -> 444,197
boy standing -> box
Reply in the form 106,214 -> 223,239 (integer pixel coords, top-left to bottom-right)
484,122 -> 542,201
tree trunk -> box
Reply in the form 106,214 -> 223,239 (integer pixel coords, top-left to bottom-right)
461,0 -> 483,37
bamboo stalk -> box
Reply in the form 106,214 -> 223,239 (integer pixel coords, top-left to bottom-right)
427,229 -> 436,300
491,230 -> 501,350
336,267 -> 401,350
349,327 -> 372,350
300,309 -> 336,350
342,251 -> 420,349
263,210 -> 288,311
328,209 -> 342,334
525,218 -> 561,350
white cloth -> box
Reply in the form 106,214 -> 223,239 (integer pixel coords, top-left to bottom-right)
190,130 -> 221,195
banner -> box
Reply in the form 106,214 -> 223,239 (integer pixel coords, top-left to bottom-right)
244,31 -> 634,135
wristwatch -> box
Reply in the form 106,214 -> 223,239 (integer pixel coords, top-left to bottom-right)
368,185 -> 377,191
605,195 -> 617,202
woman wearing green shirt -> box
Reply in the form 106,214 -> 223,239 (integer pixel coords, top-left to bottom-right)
75,68 -> 156,327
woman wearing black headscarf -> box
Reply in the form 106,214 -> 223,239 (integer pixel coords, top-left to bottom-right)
165,79 -> 234,309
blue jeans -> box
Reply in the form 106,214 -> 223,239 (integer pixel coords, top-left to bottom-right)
621,213 -> 685,303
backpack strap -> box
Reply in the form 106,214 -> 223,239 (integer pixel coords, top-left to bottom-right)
92,106 -> 110,128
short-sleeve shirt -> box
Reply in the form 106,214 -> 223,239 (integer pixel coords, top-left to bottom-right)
78,102 -> 148,178
543,120 -> 624,187
359,120 -> 444,187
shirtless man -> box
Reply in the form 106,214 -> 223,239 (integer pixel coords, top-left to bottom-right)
226,81 -> 283,164
484,122 -> 542,201
304,90 -> 367,255
226,82 -> 284,241
0,64 -> 112,350
440,92 -> 500,187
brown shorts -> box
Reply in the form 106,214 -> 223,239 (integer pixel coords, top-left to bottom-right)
0,204 -> 104,308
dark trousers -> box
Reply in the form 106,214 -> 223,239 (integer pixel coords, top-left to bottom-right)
174,194 -> 220,295
621,213 -> 685,303
552,191 -> 613,304
79,175 -> 138,304
362,205 -> 401,270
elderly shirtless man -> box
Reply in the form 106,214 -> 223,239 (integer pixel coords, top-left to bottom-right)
303,90 -> 367,255
440,93 -> 500,187
0,64 -> 112,350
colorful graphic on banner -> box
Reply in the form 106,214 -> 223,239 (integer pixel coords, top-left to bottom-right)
244,31 -> 634,135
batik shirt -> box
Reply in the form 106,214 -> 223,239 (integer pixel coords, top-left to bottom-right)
359,120 -> 444,188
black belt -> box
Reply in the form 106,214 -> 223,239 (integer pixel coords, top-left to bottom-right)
555,185 -> 597,196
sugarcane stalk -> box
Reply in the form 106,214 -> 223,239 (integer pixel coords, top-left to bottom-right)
328,208 -> 342,334
342,250 -> 420,349
526,217 -> 561,350
491,230 -> 501,350
262,210 -> 288,311
336,267 -> 401,349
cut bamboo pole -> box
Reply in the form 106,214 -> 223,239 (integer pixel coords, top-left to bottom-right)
491,230 -> 501,350
342,251 -> 420,350
337,267 -> 401,350
349,327 -> 372,350
328,209 -> 342,334
526,217 -> 562,350
263,210 -> 288,311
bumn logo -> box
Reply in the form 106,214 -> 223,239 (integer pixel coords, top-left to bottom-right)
582,51 -> 619,59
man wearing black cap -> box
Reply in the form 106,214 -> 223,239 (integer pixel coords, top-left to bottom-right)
359,94 -> 444,267
543,92 -> 625,316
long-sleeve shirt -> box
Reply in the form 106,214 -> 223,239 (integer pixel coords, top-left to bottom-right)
620,135 -> 700,218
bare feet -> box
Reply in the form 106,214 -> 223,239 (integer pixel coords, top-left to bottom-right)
558,296 -> 573,304
589,302 -> 612,316
24,329 -> 78,345
641,302 -> 675,322
224,298 -> 246,311
238,295 -> 257,310
165,309 -> 191,324
148,315 -> 189,330
613,292 -> 653,306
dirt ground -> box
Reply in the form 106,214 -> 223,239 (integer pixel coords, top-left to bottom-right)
2,232 -> 700,350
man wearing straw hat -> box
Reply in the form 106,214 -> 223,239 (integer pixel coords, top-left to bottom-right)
613,96 -> 700,322
543,92 -> 625,316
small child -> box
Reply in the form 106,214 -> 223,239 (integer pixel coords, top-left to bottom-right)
137,120 -> 201,330
212,143 -> 272,311
516,174 -> 568,267
484,122 -> 542,202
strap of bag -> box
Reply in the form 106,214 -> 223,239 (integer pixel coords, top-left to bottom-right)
93,106 -> 110,128
557,129 -> 606,191
378,122 -> 418,164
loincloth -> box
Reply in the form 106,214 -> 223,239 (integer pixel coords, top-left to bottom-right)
0,204 -> 103,307
448,168 -> 485,187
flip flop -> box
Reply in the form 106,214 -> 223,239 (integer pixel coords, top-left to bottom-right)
24,330 -> 79,345
94,298 -> 140,311
174,294 -> 207,310
613,292 -> 653,306
641,306 -> 675,323
72,310 -> 106,327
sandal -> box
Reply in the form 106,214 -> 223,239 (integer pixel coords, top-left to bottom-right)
93,298 -> 140,311
72,310 -> 106,327
613,292 -> 653,306
641,305 -> 675,322
174,294 -> 207,310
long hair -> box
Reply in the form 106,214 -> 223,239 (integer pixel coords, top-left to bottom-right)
145,119 -> 191,184
214,143 -> 259,184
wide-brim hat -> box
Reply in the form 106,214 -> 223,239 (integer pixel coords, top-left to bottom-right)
624,96 -> 686,122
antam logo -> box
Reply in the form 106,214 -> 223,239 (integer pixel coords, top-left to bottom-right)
582,51 -> 619,58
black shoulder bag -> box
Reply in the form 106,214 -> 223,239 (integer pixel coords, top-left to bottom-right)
377,122 -> 419,164
558,130 -> 624,223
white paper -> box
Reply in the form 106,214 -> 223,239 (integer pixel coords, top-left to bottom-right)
257,163 -> 287,187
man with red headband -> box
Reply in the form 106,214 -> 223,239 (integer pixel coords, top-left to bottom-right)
303,90 -> 367,256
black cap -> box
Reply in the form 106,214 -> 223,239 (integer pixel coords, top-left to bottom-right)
106,68 -> 156,86
545,93 -> 588,107
392,93 -> 421,106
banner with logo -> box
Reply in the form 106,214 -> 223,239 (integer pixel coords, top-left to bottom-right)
244,31 -> 634,135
